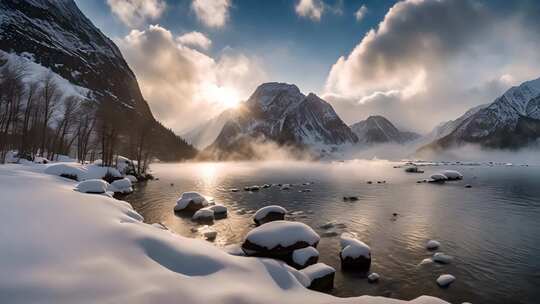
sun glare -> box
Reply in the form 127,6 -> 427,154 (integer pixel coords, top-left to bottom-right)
208,86 -> 241,109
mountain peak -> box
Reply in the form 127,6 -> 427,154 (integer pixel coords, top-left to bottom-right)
247,82 -> 304,111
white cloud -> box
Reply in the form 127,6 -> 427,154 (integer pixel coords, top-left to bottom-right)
116,25 -> 266,133
191,0 -> 232,28
354,4 -> 368,22
295,0 -> 324,21
176,31 -> 212,51
324,0 -> 540,132
107,0 -> 166,28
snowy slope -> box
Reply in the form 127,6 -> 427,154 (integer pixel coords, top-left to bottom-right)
205,83 -> 358,159
423,77 -> 540,149
0,165 -> 448,304
350,116 -> 420,145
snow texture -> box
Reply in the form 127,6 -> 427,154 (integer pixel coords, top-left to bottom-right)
75,179 -> 109,194
109,178 -> 133,194
245,221 -> 320,249
340,233 -> 371,258
300,263 -> 335,281
293,247 -> 319,266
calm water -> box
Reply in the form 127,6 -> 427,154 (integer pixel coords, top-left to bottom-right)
127,161 -> 540,304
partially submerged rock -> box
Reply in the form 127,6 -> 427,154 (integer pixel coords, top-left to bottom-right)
368,272 -> 380,283
292,246 -> 319,269
300,263 -> 335,292
442,170 -> 463,180
340,232 -> 371,272
433,252 -> 453,264
192,207 -> 215,222
75,179 -> 109,194
343,196 -> 359,201
436,274 -> 456,287
426,240 -> 441,250
253,205 -> 287,226
429,173 -> 448,183
208,204 -> 228,219
174,192 -> 209,212
242,221 -> 320,263
109,178 -> 133,194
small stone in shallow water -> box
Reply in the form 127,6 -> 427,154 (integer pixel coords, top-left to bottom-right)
230,188 -> 239,192
433,252 -> 453,264
464,184 -> 472,188
367,181 -> 373,184
436,274 -> 456,287
426,240 -> 441,250
368,272 -> 380,283
343,196 -> 359,201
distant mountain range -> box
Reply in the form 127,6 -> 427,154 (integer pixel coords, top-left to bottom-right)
201,83 -> 358,159
421,77 -> 540,151
350,115 -> 420,145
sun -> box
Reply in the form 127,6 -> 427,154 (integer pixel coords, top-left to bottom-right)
208,85 -> 241,109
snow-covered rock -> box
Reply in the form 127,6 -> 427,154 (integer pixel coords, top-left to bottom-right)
429,173 -> 448,182
0,165 -> 449,304
292,247 -> 319,269
192,207 -> 215,222
436,274 -> 456,287
300,263 -> 336,292
426,240 -> 441,250
340,233 -> 371,272
254,205 -> 287,226
75,179 -> 109,194
433,252 -> 453,264
126,175 -> 138,183
44,163 -> 122,181
242,221 -> 320,262
109,178 -> 133,194
174,192 -> 209,212
208,204 -> 228,218
368,273 -> 380,283
442,170 -> 463,180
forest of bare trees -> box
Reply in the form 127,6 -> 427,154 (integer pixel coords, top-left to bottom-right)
0,56 -> 195,176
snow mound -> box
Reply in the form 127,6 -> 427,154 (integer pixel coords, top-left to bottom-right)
244,221 -> 320,250
75,179 -> 109,194
109,178 -> 133,194
174,192 -> 209,212
44,163 -> 122,181
254,205 -> 288,225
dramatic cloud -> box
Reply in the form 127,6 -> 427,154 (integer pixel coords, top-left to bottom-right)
191,0 -> 232,28
295,0 -> 324,21
324,0 -> 540,132
117,25 -> 266,133
107,0 -> 166,27
354,4 -> 368,22
176,31 -> 212,51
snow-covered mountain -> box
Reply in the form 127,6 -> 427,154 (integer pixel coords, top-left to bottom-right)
182,110 -> 234,150
204,83 -> 358,159
350,115 -> 420,144
423,77 -> 540,150
0,0 -> 196,160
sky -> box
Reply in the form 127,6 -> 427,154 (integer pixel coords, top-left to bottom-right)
76,0 -> 540,134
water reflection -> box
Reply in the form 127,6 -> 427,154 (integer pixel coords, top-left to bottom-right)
127,161 -> 540,304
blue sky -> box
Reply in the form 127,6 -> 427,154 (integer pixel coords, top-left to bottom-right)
75,0 -> 540,133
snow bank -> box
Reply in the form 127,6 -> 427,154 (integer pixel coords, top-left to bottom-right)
75,179 -> 109,194
0,165 -> 449,304
244,221 -> 320,250
109,178 -> 133,194
44,163 -> 122,181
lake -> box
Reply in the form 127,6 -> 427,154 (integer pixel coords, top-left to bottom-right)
126,160 -> 540,304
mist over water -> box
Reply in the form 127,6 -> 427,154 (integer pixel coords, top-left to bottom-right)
127,159 -> 540,304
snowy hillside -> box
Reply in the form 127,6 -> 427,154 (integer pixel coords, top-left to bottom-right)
422,77 -> 540,150
204,83 -> 358,159
350,116 -> 420,145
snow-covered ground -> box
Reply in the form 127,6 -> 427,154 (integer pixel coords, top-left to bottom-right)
0,164 -> 448,304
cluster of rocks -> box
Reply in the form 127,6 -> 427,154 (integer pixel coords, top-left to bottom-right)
75,177 -> 134,197
173,191 -> 228,225
423,239 -> 456,288
234,182 -> 314,193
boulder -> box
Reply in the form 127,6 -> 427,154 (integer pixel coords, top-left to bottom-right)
300,263 -> 335,292
109,178 -> 133,194
208,204 -> 228,219
442,170 -> 463,180
426,240 -> 441,250
340,233 -> 371,272
174,192 -> 209,212
241,221 -> 320,263
368,272 -> 380,283
192,207 -> 214,222
429,173 -> 448,183
292,246 -> 319,269
436,274 -> 456,287
433,252 -> 453,264
253,205 -> 287,226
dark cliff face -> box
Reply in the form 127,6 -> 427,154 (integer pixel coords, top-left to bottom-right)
0,0 -> 196,160
203,83 -> 358,159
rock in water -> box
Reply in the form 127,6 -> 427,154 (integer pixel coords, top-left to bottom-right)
174,192 -> 209,212
426,240 -> 441,250
208,204 -> 228,219
253,205 -> 287,226
339,233 -> 371,272
436,274 -> 456,287
300,263 -> 335,292
292,247 -> 319,269
429,173 -> 448,183
433,252 -> 453,264
368,272 -> 380,283
75,179 -> 109,194
192,208 -> 215,222
442,170 -> 463,180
